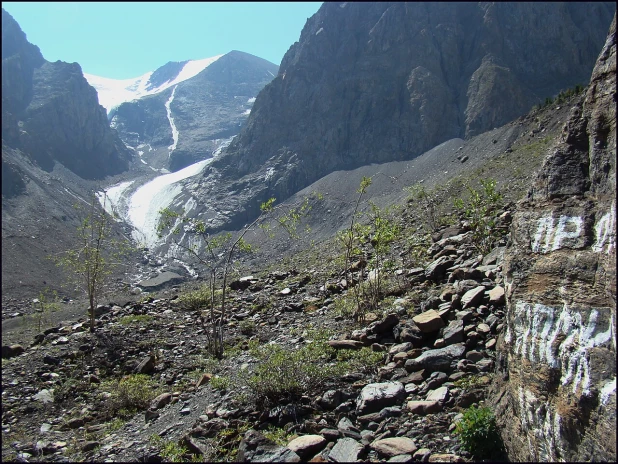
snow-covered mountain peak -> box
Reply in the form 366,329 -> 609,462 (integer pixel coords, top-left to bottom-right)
84,54 -> 224,114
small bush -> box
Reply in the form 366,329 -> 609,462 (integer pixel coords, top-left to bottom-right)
100,374 -> 161,417
106,417 -> 126,432
455,405 -> 503,459
453,178 -> 504,254
263,426 -> 295,446
245,329 -> 382,406
178,285 -> 220,311
239,319 -> 256,336
149,435 -> 192,462
453,374 -> 487,390
210,375 -> 231,390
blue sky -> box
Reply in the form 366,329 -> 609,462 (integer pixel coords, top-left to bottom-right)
3,2 -> 322,79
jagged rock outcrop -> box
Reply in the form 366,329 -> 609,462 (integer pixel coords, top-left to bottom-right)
1,8 -> 132,180
1,8 -> 135,297
188,1 -> 614,233
109,51 -> 278,172
494,14 -> 616,462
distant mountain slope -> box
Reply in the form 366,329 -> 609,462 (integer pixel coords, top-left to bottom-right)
103,51 -> 279,172
83,55 -> 224,114
1,8 -> 132,180
187,1 -> 614,234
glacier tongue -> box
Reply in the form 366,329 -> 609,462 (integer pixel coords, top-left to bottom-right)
127,159 -> 212,248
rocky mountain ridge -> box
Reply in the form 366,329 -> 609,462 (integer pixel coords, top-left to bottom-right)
108,51 -> 279,172
1,8 -> 132,181
1,7 -> 137,299
183,1 -> 615,235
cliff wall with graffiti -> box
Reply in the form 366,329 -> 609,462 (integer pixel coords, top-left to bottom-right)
492,14 -> 616,462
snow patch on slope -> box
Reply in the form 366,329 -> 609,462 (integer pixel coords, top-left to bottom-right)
165,86 -> 179,156
84,54 -> 224,113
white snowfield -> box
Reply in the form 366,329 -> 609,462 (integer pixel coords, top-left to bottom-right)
165,86 -> 180,156
127,159 -> 213,248
84,54 -> 224,113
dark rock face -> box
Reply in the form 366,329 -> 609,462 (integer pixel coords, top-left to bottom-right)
110,50 -> 278,172
1,8 -> 132,180
186,2 -> 614,233
494,14 -> 616,462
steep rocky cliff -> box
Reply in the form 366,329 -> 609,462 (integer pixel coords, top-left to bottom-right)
109,51 -> 278,172
1,8 -> 132,180
493,13 -> 616,461
1,8 -> 134,298
187,1 -> 614,233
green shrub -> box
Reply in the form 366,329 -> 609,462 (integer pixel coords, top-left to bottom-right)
210,375 -> 231,390
106,417 -> 126,432
100,374 -> 161,417
453,179 -> 504,254
246,330 -> 382,406
262,426 -> 295,446
239,319 -> 256,336
149,435 -> 192,462
178,285 -> 220,311
455,405 -> 502,458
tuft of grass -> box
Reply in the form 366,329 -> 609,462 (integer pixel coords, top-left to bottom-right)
178,285 -> 221,311
245,329 -> 382,407
210,375 -> 231,390
106,417 -> 127,432
263,426 -> 295,446
239,319 -> 256,336
149,434 -> 193,462
119,314 -> 153,326
99,374 -> 162,417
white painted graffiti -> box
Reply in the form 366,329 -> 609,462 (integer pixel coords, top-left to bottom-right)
592,202 -> 616,254
531,204 -> 616,254
518,386 -> 564,462
531,215 -> 583,253
600,377 -> 616,405
510,302 -> 614,396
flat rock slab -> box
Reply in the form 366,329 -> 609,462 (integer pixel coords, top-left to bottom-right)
33,389 -> 54,404
238,430 -> 301,462
441,319 -> 464,345
488,285 -> 505,304
404,343 -> 465,373
461,286 -> 485,309
428,453 -> 465,462
387,455 -> 415,463
329,437 -> 363,462
356,382 -> 406,415
328,340 -> 364,350
425,256 -> 456,281
412,310 -> 445,333
137,271 -> 184,290
287,435 -> 326,459
371,437 -> 418,457
407,400 -> 442,415
426,386 -> 449,403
